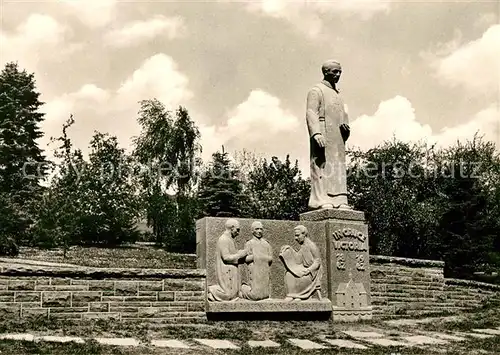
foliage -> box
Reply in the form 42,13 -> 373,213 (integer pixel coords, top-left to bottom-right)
0,62 -> 48,248
32,117 -> 141,248
347,135 -> 500,278
197,149 -> 246,217
133,99 -> 201,252
243,155 -> 309,220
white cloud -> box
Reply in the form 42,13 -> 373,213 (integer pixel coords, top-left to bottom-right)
350,96 -> 433,151
40,53 -> 192,158
199,90 -> 302,161
116,53 -> 192,109
240,0 -> 391,38
105,15 -> 186,47
0,14 -> 68,69
60,0 -> 118,28
436,104 -> 500,148
429,24 -> 500,94
474,12 -> 497,29
350,96 -> 500,151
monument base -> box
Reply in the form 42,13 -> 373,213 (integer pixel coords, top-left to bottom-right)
332,306 -> 373,322
207,298 -> 332,313
299,208 -> 365,222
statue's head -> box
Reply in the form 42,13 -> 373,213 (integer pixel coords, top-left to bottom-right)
294,225 -> 308,244
322,60 -> 342,84
225,219 -> 240,238
251,221 -> 263,239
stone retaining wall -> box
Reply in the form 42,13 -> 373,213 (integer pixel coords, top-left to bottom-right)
370,255 -> 500,318
0,265 -> 206,323
1,257 -> 498,322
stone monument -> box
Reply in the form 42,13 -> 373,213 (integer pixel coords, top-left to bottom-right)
280,225 -> 323,301
300,59 -> 372,321
240,221 -> 273,301
196,59 -> 371,322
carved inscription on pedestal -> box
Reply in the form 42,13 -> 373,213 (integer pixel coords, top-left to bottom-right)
331,228 -> 369,308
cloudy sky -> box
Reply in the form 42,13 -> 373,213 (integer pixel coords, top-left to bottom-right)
1,0 -> 499,174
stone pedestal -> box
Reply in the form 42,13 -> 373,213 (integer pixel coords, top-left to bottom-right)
196,211 -> 372,322
300,209 -> 373,322
196,217 -> 332,318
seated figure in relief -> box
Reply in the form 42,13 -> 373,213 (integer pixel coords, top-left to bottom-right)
240,221 -> 273,301
279,225 -> 322,301
208,219 -> 247,302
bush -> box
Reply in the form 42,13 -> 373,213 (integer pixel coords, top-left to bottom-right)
0,235 -> 19,256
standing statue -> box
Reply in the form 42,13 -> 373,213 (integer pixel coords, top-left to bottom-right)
280,225 -> 322,301
240,221 -> 273,301
306,60 -> 351,210
208,219 -> 247,302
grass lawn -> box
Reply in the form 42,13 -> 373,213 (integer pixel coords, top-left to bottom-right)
0,305 -> 498,354
16,245 -> 196,269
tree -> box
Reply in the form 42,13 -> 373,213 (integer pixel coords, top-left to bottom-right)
347,139 -> 441,258
0,62 -> 48,248
429,136 -> 499,277
76,131 -> 141,245
197,149 -> 245,218
347,135 -> 500,279
0,62 -> 47,201
33,117 -> 141,248
243,154 -> 309,220
133,99 -> 201,251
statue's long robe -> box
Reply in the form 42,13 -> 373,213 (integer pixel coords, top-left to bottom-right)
306,80 -> 348,209
208,232 -> 241,301
280,238 -> 322,300
240,237 -> 272,300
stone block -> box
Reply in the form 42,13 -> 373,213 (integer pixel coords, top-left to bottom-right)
188,302 -> 205,312
0,295 -> 14,302
49,307 -> 88,314
115,281 -> 138,296
21,308 -> 49,318
15,292 -> 41,303
70,280 -> 90,287
123,296 -> 156,302
138,291 -> 157,297
72,292 -> 102,303
164,280 -> 204,291
138,281 -> 163,291
137,308 -> 182,318
36,285 -> 88,291
50,278 -> 72,286
326,220 -> 371,314
207,299 -> 332,313
0,305 -> 20,317
109,306 -> 138,313
299,208 -> 365,221
118,301 -> 152,307
50,312 -> 83,319
89,281 -> 115,292
36,279 -> 51,286
158,292 -> 175,301
175,292 -> 203,302
8,281 -> 35,291
197,217 -> 329,302
332,307 -> 373,322
82,312 -> 120,320
89,302 -> 109,312
42,292 -> 71,307
102,296 -> 124,302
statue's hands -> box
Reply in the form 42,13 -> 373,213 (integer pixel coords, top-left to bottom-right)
313,134 -> 326,148
297,269 -> 308,278
340,124 -> 350,142
236,249 -> 247,260
245,254 -> 254,263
